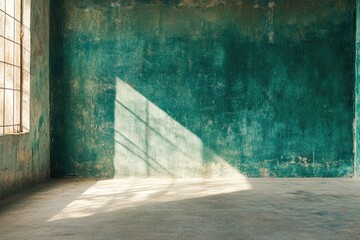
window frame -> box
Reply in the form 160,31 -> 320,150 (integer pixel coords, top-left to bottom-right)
0,0 -> 31,135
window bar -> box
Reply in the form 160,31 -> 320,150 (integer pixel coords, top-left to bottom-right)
19,0 -> 23,133
12,1 -> 15,133
2,1 -> 6,134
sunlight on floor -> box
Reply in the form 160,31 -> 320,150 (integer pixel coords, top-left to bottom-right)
47,177 -> 252,222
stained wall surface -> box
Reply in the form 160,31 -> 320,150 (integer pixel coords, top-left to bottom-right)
51,0 -> 355,177
356,0 -> 360,177
0,0 -> 50,198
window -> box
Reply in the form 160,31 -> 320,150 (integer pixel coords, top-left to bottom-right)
0,0 -> 30,135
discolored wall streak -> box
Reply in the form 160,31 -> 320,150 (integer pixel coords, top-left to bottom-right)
356,0 -> 360,177
51,0 -> 355,177
0,0 -> 50,198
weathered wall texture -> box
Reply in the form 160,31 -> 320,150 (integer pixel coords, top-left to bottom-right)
0,0 -> 50,198
356,0 -> 360,177
51,0 -> 355,177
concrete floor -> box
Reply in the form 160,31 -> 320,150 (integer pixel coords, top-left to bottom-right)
1,177 -> 360,240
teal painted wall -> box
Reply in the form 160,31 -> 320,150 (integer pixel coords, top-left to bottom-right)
0,0 -> 50,198
356,0 -> 360,177
51,0 -> 355,177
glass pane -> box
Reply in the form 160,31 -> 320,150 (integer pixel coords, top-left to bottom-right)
15,21 -> 20,44
14,90 -> 20,125
5,15 -> 14,41
14,44 -> 20,66
0,11 -> 5,37
6,0 -> 15,17
0,0 -> 5,12
23,70 -> 30,94
23,0 -> 31,29
15,0 -> 21,21
0,63 -> 4,88
22,92 -> 30,130
0,37 -> 4,61
5,64 -> 13,89
23,27 -> 30,50
5,39 -> 14,64
4,89 -> 14,126
0,89 -> 4,126
14,67 -> 20,90
23,49 -> 30,72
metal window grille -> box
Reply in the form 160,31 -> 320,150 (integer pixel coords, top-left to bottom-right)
0,0 -> 31,135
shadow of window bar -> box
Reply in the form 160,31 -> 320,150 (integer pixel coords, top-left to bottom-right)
0,0 -> 30,135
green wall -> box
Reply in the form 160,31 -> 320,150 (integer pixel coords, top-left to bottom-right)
356,0 -> 360,177
51,0 -> 355,177
0,0 -> 50,198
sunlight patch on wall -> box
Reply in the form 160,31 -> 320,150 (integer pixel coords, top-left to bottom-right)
114,77 -> 245,177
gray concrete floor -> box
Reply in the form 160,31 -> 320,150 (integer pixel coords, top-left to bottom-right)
1,177 -> 360,240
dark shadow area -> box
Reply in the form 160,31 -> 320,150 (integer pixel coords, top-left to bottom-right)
0,179 -> 97,214
50,0 -> 67,177
50,0 -> 116,178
